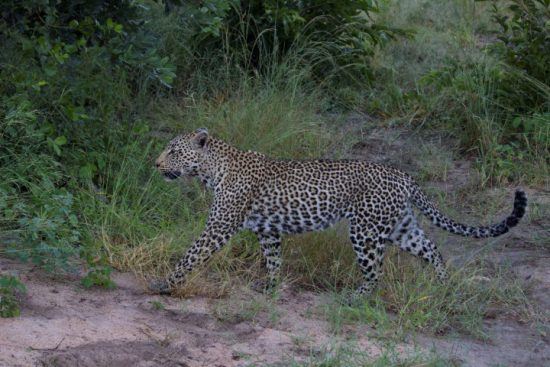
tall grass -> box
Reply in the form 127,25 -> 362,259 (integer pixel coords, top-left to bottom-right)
153,84 -> 329,159
366,0 -> 549,187
419,58 -> 549,186
86,59 -> 332,289
318,247 -> 533,339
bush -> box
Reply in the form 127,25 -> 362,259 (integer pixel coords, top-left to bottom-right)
490,0 -> 549,95
0,99 -> 81,271
0,275 -> 26,318
0,0 -> 176,91
419,58 -> 548,184
0,1 -> 176,281
179,0 -> 407,79
481,0 -> 549,115
0,0 -> 175,142
410,0 -> 550,185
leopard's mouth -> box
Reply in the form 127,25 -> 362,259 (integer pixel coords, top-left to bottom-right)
162,170 -> 182,181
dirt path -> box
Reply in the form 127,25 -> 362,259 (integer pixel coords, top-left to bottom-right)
1,257 -> 388,367
1,245 -> 548,366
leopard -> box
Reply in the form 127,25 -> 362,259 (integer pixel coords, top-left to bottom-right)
150,128 -> 527,297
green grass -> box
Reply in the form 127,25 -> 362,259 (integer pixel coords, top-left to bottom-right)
211,288 -> 280,325
0,275 -> 26,318
265,342 -> 453,367
367,0 -> 549,187
85,74 -> 331,293
321,248 -> 533,339
150,82 -> 329,160
283,224 -> 358,291
149,300 -> 165,311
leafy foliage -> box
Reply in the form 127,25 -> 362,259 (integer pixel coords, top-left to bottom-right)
0,1 -> 176,282
487,0 -> 550,112
181,0 -> 408,78
0,100 -> 81,271
0,0 -> 175,122
490,0 -> 549,85
81,266 -> 116,289
1,0 -> 175,86
0,275 -> 26,318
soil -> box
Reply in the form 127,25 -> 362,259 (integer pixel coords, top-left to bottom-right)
0,260 -> 381,367
1,120 -> 548,366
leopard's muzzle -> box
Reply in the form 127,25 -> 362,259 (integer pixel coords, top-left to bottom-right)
162,170 -> 182,181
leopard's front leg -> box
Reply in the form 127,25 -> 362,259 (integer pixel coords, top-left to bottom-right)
149,223 -> 238,294
149,187 -> 248,295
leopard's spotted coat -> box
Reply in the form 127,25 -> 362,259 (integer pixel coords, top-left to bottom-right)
151,128 -> 527,296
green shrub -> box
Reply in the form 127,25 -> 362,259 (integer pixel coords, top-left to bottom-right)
0,0 -> 176,91
178,0 -> 407,80
0,275 -> 26,318
0,1 -> 176,281
420,58 -> 548,184
489,0 -> 549,112
0,0 -> 175,156
81,266 -> 116,289
0,99 -> 81,271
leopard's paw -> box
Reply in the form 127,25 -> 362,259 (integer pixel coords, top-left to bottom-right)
250,279 -> 277,294
148,279 -> 172,295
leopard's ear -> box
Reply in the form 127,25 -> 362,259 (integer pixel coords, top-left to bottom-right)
193,128 -> 209,148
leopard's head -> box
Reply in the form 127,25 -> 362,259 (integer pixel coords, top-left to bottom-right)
155,128 -> 209,181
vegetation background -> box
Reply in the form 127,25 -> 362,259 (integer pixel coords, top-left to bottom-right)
0,0 -> 548,365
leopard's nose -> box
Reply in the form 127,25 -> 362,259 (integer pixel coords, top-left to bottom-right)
155,151 -> 168,169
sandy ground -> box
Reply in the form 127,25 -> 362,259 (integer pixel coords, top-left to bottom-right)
1,121 -> 549,366
0,258 -> 386,367
0,252 -> 548,367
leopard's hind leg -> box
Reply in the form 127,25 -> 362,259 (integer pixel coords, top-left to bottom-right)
348,217 -> 387,296
389,204 -> 448,280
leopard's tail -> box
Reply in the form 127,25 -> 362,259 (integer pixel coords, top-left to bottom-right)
410,185 -> 527,238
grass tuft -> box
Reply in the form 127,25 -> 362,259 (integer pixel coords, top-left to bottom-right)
321,247 -> 534,339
